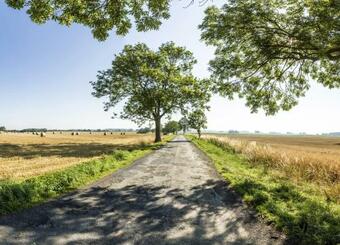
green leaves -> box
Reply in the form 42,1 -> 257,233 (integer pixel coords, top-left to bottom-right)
200,0 -> 340,115
163,120 -> 180,134
27,0 -> 53,24
5,0 -> 25,9
91,42 -> 210,140
188,109 -> 207,137
6,0 -> 171,41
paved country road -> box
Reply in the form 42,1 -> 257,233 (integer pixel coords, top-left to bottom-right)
0,136 -> 284,245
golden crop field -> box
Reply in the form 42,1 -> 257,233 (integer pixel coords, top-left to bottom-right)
0,132 -> 154,180
224,134 -> 340,166
207,134 -> 340,200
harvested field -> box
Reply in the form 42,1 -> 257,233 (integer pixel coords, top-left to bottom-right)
226,134 -> 340,151
206,134 -> 340,201
211,134 -> 340,170
0,132 -> 154,180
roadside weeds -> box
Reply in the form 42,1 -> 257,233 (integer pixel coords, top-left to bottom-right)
0,136 -> 174,216
188,135 -> 340,245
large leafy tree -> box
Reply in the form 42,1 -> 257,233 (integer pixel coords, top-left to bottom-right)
188,109 -> 207,138
5,0 -> 171,40
91,42 -> 210,142
200,0 -> 340,115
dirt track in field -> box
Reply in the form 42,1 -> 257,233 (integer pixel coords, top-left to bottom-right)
0,136 -> 284,244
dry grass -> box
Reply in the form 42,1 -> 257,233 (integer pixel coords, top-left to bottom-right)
0,132 -> 154,180
204,135 -> 340,201
191,136 -> 340,243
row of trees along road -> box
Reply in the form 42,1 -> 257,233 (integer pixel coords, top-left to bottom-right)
162,121 -> 180,135
6,0 -> 339,141
161,113 -> 207,138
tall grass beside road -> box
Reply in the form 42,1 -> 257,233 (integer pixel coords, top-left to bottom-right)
204,136 -> 340,201
189,135 -> 340,244
0,136 -> 173,216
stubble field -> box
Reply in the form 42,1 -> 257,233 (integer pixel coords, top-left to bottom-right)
225,134 -> 340,163
207,134 -> 340,201
0,132 -> 154,180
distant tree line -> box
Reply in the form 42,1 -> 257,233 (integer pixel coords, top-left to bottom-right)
228,130 -> 239,134
137,127 -> 153,134
324,132 -> 340,136
3,128 -> 136,133
52,128 -> 135,132
19,128 -> 48,133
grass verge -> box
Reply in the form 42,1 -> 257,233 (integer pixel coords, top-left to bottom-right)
188,135 -> 340,245
0,136 -> 173,216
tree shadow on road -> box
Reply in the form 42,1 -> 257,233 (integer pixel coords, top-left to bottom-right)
167,139 -> 191,143
0,180 -> 283,244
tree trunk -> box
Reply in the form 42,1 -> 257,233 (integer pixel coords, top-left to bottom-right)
154,117 -> 162,142
198,129 -> 201,138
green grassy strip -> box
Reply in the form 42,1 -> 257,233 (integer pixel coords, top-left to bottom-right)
188,136 -> 340,245
0,137 -> 173,216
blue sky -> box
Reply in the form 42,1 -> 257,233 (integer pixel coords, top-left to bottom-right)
0,1 -> 339,133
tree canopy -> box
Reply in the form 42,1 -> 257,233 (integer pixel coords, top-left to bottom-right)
179,117 -> 189,134
5,0 -> 207,41
163,120 -> 180,135
200,0 -> 340,115
5,0 -> 172,41
91,42 -> 210,142
188,109 -> 207,138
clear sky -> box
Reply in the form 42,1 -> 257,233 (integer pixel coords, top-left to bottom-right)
0,1 -> 339,134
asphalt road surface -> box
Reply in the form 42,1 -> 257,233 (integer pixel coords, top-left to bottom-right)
0,136 -> 284,244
